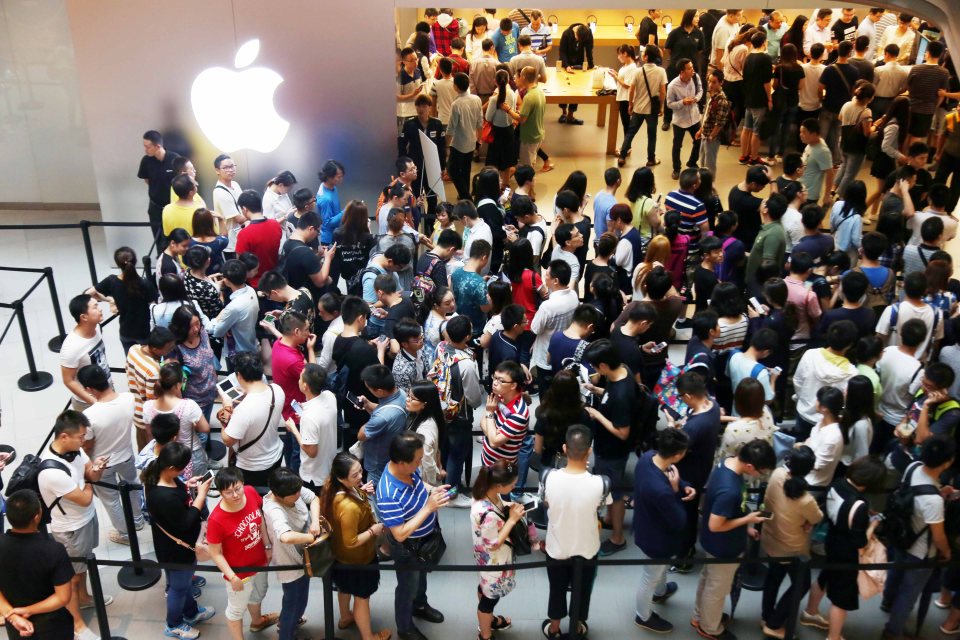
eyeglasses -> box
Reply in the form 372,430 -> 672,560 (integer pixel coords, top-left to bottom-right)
492,376 -> 516,386
222,485 -> 244,497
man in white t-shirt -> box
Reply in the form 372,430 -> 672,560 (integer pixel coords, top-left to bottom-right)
906,183 -> 958,246
876,273 -> 944,361
39,410 -> 111,640
221,352 -> 285,490
874,322 -> 926,455
212,153 -> 243,254
550,223 -> 584,289
60,293 -> 109,411
798,43 -> 826,116
461,204 -> 494,274
282,364 -> 338,493
78,365 -> 141,545
882,437 -> 954,638
540,424 -> 612,639
711,10 -> 742,70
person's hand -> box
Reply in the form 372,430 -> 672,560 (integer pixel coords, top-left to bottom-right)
485,393 -> 498,414
695,129 -> 703,140
926,389 -> 950,407
584,406 -> 602,422
309,521 -> 323,537
196,475 -> 213,498
8,607 -> 31,620
506,228 -> 519,243
565,66 -> 574,73
306,333 -> 318,351
259,319 -> 275,331
360,480 -> 375,495
641,341 -> 658,354
323,243 -> 337,259
770,370 -> 781,385
229,575 -> 245,592
507,501 -> 525,522
360,396 -> 376,413
414,84 -> 424,94
284,417 -> 297,432
681,485 -> 697,502
941,548 -> 953,562
939,88 -> 947,98
747,525 -> 761,540
370,522 -> 385,536
428,485 -> 452,511
745,511 -> 767,525
666,465 -> 681,493
521,364 -> 533,385
747,305 -> 760,319
93,456 -> 109,472
6,613 -> 32,636
375,336 -> 389,353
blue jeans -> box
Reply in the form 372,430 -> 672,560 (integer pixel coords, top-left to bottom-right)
768,106 -> 798,158
446,419 -> 473,492
281,432 -> 301,473
165,568 -> 199,628
279,575 -> 310,640
389,538 -> 429,634
510,432 -> 535,500
883,550 -> 934,636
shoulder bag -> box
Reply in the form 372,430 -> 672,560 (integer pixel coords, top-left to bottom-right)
154,519 -> 211,561
841,105 -> 870,153
641,65 -> 660,115
303,516 -> 335,578
237,386 -> 277,454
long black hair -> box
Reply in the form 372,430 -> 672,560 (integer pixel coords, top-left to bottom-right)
838,181 -> 868,220
535,370 -> 585,455
625,167 -> 655,203
495,69 -> 510,108
838,375 -> 876,445
141,441 -> 190,489
114,246 -> 147,298
783,445 -> 815,499
320,452 -> 362,522
504,238 -> 534,284
407,380 -> 447,448
471,459 -> 519,500
559,170 -> 588,206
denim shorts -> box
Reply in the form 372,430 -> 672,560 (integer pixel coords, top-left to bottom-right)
744,107 -> 767,132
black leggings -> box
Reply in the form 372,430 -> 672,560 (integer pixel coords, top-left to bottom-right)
477,587 -> 500,614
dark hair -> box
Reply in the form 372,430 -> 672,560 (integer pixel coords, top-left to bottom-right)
494,361 -> 525,389
555,190 -> 581,214
78,364 -> 111,392
840,270 -> 869,304
545,258 -> 570,287
920,435 -> 956,469
738,438 -> 777,471
445,315 -> 473,344
487,280 -> 513,315
54,410 -> 89,438
233,351 -> 264,383
925,361 -> 956,390
183,245 -> 211,271
589,272 -> 622,324
900,318 -> 929,348
565,423 -> 593,460
710,282 -> 747,318
158,274 -> 187,302
855,335 -> 883,364
392,318 -> 421,347
340,296 -> 370,325
213,153 -> 231,170
826,320 -> 858,352
141,441 -> 191,489
319,159 -> 345,182
221,259 -> 248,286
5,490 -> 42,529
152,361 -> 182,398
239,251 -> 259,271
320,452 -> 361,520
734,378 -> 765,418
784,15 -> 808,53
779,43 -> 800,68
114,247 -> 147,298
927,40 -> 945,59
408,379 -> 447,442
837,39 -> 853,58
839,375 -> 876,445
278,310 -> 308,336
694,168 -> 716,203
921,216 -> 945,243
383,243 -> 413,267
692,309 -> 719,340
846,455 -> 887,489
750,328 -> 779,353
677,371 -> 707,397
535,370 -> 585,455
474,167 -> 501,202
472,459 -> 520,500
69,293 -> 94,323
143,130 -> 163,145
292,188 -> 314,212
504,238 -> 534,284
150,413 -> 179,445
625,167 -> 655,203
715,210 -> 738,235
764,193 -> 788,221
645,266 -> 673,301
783,446 -> 815,499
214,466 -> 245,492
389,431 -> 424,463
584,339 -> 622,369
657,428 -> 690,458
361,364 -> 395,392
436,228 -> 462,251
558,171 -> 588,204
861,231 -> 889,260
789,252 -> 814,275
468,239 -> 492,260
816,386 -> 844,422
268,467 -> 304,498
904,271 -> 927,299
339,200 -> 370,245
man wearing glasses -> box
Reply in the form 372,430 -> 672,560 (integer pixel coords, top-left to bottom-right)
212,154 -> 243,259
480,361 -> 531,500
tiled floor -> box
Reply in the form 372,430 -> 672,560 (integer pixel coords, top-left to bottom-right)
1,104 -> 955,639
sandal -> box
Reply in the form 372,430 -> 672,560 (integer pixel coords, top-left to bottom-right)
249,612 -> 280,632
491,615 -> 512,630
338,616 -> 356,630
373,630 -> 392,640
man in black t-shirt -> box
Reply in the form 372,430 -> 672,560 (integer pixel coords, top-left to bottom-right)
0,490 -> 75,640
415,228 -> 462,288
583,339 -> 638,557
741,31 -> 774,165
609,300 -> 656,382
817,40 -> 860,166
638,10 -> 660,47
280,211 -> 332,302
816,270 -> 877,341
694,236 -> 722,312
375,274 -> 416,343
137,130 -> 180,249
728,165 -> 770,250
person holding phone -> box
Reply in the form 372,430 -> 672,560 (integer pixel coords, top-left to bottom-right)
143,442 -> 216,639
356,365 -> 409,491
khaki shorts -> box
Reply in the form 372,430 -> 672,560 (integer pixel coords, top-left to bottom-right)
224,571 -> 268,621
52,517 -> 99,574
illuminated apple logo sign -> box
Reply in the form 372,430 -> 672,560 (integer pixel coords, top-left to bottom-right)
191,39 -> 289,153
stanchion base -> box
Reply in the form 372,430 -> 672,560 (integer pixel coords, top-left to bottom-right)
18,371 -> 53,392
117,561 -> 162,591
48,334 -> 66,353
206,439 -> 227,462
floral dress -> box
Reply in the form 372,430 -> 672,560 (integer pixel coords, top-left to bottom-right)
423,311 -> 451,370
471,498 -> 517,599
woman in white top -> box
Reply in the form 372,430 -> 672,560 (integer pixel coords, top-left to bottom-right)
838,376 -> 875,470
406,381 -> 445,486
420,286 -> 457,370
804,387 -> 845,487
485,70 -> 518,185
465,16 -> 489,60
610,44 -> 638,138
143,361 -> 210,478
717,378 -> 777,466
834,82 -> 874,200
261,170 -> 297,222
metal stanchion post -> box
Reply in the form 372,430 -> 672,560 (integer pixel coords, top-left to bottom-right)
569,556 -> 585,640
86,554 -> 127,640
14,299 -> 53,391
44,266 -> 67,352
783,557 -> 807,640
116,481 -> 161,591
80,220 -> 98,285
322,573 -> 345,640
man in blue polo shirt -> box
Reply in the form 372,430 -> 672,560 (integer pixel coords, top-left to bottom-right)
357,365 -> 407,490
378,432 -> 450,640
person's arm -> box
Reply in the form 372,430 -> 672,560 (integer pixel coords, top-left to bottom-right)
386,488 -> 448,542
708,510 -> 765,532
61,366 -> 95,405
666,83 -> 683,111
899,178 -> 916,217
318,330 -> 336,373
206,542 -> 245,592
881,123 -> 905,161
207,299 -> 238,338
931,520 -> 952,560
627,82 -> 637,115
584,405 -> 630,440
338,500 -> 385,549
823,167 -> 836,204
4,578 -> 72,623
479,395 -> 508,447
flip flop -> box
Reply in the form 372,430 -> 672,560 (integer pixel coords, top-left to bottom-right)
249,612 -> 280,632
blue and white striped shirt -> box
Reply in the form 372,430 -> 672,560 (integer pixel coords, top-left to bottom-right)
377,468 -> 435,539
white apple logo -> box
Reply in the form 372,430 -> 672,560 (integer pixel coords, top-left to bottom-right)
191,39 -> 289,153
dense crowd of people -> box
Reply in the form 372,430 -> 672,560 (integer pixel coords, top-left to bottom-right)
4,5 -> 960,640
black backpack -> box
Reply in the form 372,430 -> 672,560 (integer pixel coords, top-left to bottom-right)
346,266 -> 380,298
628,380 -> 661,455
4,454 -> 72,524
879,462 -> 940,551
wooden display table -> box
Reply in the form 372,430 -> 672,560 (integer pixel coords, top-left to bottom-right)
591,24 -> 648,47
541,67 -> 618,155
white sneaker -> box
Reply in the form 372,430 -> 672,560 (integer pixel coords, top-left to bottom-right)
449,494 -> 473,508
76,627 -> 101,640
164,623 -> 200,639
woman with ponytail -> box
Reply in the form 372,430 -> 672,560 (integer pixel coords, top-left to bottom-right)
321,452 -> 390,640
85,246 -> 154,354
661,210 -> 689,291
421,285 -> 456,369
471,460 -> 525,640
837,375 -> 875,472
143,441 -> 215,638
485,69 -> 518,184
760,445 -> 823,638
803,386 -> 845,487
406,381 -> 447,486
143,361 -> 210,478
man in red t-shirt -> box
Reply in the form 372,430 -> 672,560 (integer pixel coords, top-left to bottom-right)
267,311 -> 316,472
236,190 -> 282,287
206,468 -> 279,638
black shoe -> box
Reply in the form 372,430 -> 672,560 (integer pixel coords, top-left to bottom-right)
670,561 -> 694,573
661,121 -> 670,131
675,318 -> 693,329
398,626 -> 429,640
671,171 -> 680,180
559,114 -> 568,123
635,611 -> 673,633
542,619 -> 562,639
413,604 -> 444,624
598,538 -> 627,556
652,582 -> 679,604
568,117 -> 585,125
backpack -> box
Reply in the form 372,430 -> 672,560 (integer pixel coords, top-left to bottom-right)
429,342 -> 471,423
628,380 -> 661,455
346,266 -> 380,298
878,462 -> 940,551
410,256 -> 441,314
712,349 -> 738,415
888,302 -> 941,357
275,242 -> 315,279
853,265 -> 895,314
520,225 -> 546,269
4,454 -> 72,525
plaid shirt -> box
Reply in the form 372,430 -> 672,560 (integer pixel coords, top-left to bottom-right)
432,20 -> 459,56
701,89 -> 731,139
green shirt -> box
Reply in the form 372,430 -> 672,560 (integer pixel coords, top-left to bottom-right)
745,221 -> 786,284
519,86 -> 546,144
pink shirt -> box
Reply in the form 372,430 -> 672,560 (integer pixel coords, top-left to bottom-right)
784,276 -> 822,340
271,340 -> 306,422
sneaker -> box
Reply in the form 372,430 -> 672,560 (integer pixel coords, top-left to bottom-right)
567,117 -> 585,125
598,538 -> 626,556
191,576 -> 207,589
164,624 -> 200,639
76,628 -> 101,640
184,606 -> 216,625
669,562 -> 693,574
661,121 -> 670,131
108,530 -> 130,545
652,582 -> 678,604
449,494 -> 473,509
799,610 -> 829,630
541,619 -> 562,639
635,611 -> 673,633
671,171 -> 680,180
748,157 -> 769,166
738,154 -> 750,164
559,114 -> 568,123
645,159 -> 661,167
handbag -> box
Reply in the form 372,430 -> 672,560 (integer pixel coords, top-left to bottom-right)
154,520 -> 210,562
864,129 -> 883,162
640,65 -> 660,115
841,106 -> 869,154
480,119 -> 495,144
403,525 -> 447,565
303,516 -> 335,578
